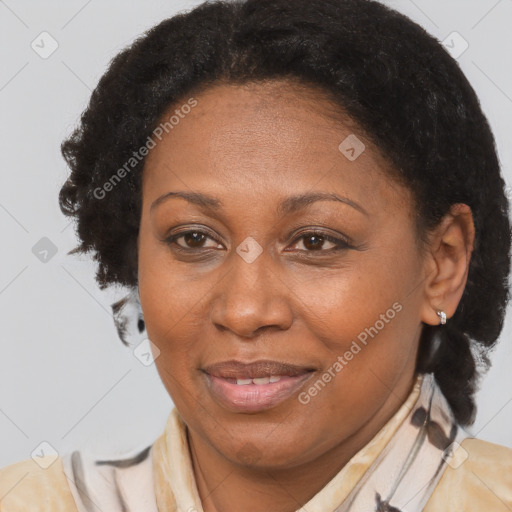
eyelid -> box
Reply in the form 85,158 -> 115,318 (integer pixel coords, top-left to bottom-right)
285,225 -> 354,247
163,225 -> 225,249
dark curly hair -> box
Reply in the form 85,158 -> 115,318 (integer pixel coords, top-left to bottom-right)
59,0 -> 511,426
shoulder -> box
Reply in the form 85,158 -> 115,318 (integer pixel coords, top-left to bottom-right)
0,443 -> 157,512
0,456 -> 78,512
424,437 -> 512,511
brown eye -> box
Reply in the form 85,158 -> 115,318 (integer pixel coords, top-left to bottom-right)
164,230 -> 223,250
302,234 -> 328,251
182,232 -> 207,248
288,230 -> 351,253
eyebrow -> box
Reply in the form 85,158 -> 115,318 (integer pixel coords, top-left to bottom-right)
150,190 -> 368,216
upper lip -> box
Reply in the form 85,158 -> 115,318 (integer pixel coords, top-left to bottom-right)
202,359 -> 315,379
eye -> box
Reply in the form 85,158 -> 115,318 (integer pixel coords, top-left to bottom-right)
286,230 -> 352,253
164,229 -> 223,250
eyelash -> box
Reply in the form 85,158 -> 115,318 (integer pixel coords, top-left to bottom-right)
163,228 -> 352,254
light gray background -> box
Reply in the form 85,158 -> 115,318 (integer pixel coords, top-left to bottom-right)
1,0 -> 511,469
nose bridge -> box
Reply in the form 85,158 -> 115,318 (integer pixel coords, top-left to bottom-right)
210,240 -> 293,337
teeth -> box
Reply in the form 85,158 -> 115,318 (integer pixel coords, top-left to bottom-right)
252,377 -> 270,385
234,375 -> 283,385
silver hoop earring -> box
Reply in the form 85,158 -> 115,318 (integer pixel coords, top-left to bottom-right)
436,310 -> 447,325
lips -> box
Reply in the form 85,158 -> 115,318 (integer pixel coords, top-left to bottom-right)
203,359 -> 315,380
202,359 -> 316,413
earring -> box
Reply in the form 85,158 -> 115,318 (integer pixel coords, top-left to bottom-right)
436,310 -> 447,325
111,286 -> 146,346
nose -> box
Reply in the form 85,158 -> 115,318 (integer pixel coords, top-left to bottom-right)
210,246 -> 294,339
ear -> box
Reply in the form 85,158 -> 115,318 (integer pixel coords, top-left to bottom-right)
420,203 -> 475,326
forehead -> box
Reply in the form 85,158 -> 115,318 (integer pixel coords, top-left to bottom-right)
141,80 -> 408,214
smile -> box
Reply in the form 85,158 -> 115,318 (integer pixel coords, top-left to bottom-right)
202,360 -> 316,413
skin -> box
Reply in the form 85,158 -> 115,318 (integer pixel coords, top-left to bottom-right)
137,79 -> 475,512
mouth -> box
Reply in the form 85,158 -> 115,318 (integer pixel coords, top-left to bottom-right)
202,359 -> 316,413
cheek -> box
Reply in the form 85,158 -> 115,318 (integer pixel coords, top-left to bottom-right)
288,259 -> 412,347
287,244 -> 423,394
138,224 -> 209,335
137,233 -> 204,398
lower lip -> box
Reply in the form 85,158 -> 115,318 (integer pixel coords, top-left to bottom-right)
204,372 -> 314,413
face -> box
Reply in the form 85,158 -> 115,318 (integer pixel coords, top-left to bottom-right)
138,80 -> 429,470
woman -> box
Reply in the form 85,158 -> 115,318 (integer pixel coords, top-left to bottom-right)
1,0 -> 511,510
